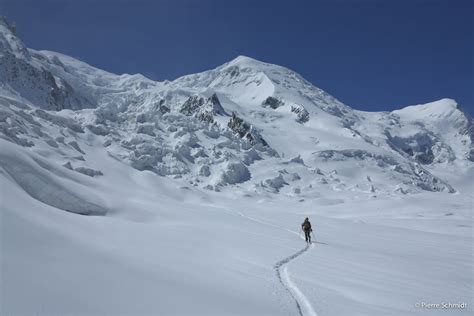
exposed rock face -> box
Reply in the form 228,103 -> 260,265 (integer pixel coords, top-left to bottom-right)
457,113 -> 473,161
74,167 -> 103,177
261,97 -> 309,124
410,163 -> 455,193
180,93 -> 227,123
160,104 -> 171,114
228,112 -> 250,138
181,95 -> 205,116
228,112 -> 268,147
157,99 -> 170,114
207,93 -> 227,115
0,20 -> 93,111
291,105 -> 309,123
262,96 -> 284,109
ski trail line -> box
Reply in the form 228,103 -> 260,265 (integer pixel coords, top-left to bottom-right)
200,204 -> 318,316
239,211 -> 318,316
274,244 -> 318,316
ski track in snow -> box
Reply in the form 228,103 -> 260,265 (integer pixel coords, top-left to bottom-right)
274,244 -> 318,316
237,211 -> 318,316
202,204 -> 318,316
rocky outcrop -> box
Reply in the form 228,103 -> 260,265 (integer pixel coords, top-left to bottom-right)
180,93 -> 227,123
262,96 -> 284,109
74,167 -> 103,177
0,49 -> 92,110
180,95 -> 205,116
291,105 -> 309,123
228,112 -> 268,146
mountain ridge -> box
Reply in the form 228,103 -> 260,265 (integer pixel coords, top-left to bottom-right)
1,17 -> 472,207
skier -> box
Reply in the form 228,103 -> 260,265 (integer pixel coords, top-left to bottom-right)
301,217 -> 312,244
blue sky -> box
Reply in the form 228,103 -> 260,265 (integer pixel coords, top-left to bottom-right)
2,0 -> 472,113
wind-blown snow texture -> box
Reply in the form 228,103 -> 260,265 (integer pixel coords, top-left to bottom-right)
1,16 -> 472,315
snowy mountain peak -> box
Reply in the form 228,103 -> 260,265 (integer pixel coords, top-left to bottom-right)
222,54 -> 304,85
169,53 -> 350,117
226,55 -> 272,68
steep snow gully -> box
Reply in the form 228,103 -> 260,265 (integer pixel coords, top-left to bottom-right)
202,204 -> 318,316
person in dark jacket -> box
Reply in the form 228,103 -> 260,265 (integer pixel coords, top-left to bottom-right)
301,217 -> 312,243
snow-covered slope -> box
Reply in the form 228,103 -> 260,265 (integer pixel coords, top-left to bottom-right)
1,16 -> 472,316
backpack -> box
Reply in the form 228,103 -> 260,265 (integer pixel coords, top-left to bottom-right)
302,221 -> 311,231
